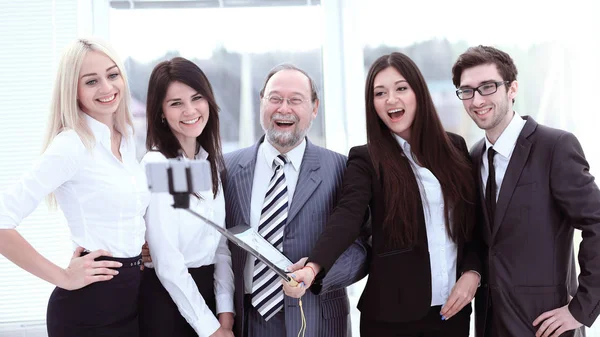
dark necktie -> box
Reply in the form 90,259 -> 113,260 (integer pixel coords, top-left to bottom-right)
485,148 -> 497,228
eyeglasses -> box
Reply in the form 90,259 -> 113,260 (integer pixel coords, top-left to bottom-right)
455,81 -> 510,100
264,95 -> 309,106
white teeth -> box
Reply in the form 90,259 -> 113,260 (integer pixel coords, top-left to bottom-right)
98,94 -> 116,103
276,121 -> 294,125
181,117 -> 200,125
475,108 -> 491,115
388,108 -> 404,114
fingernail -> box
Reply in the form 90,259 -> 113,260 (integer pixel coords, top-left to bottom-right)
291,274 -> 296,279
284,268 -> 289,272
300,282 -> 305,287
114,270 -> 119,275
441,316 -> 446,321
117,262 -> 123,267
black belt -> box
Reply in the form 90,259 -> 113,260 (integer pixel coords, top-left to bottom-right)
81,251 -> 143,268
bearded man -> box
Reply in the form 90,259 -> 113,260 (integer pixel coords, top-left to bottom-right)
223,64 -> 370,337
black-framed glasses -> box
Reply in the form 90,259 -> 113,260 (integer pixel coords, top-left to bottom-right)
264,95 -> 309,106
455,81 -> 510,100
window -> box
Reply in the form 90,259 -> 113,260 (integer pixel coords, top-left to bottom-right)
107,2 -> 326,157
0,0 -> 78,332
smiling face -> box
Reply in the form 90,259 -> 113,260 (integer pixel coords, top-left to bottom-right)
259,69 -> 318,153
459,63 -> 517,141
162,81 -> 209,149
77,50 -> 124,123
372,66 -> 417,141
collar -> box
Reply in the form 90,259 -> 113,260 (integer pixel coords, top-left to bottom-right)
262,138 -> 306,172
196,146 -> 208,160
485,112 -> 526,158
392,133 -> 412,156
83,112 -> 111,141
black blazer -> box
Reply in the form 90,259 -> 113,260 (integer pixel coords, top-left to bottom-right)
308,132 -> 481,323
472,116 -> 600,337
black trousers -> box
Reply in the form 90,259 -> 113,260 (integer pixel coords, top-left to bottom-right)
360,305 -> 471,337
46,254 -> 143,337
139,265 -> 216,337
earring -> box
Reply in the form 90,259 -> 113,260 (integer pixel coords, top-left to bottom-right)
161,116 -> 166,124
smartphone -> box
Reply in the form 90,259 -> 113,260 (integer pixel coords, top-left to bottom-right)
145,159 -> 212,193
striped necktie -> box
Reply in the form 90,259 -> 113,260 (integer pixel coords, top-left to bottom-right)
251,154 -> 289,321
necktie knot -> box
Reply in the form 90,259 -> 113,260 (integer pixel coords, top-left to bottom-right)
274,154 -> 288,169
487,147 -> 496,162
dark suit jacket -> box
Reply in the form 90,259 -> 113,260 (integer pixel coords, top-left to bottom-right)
309,132 -> 481,323
472,116 -> 600,337
224,137 -> 370,337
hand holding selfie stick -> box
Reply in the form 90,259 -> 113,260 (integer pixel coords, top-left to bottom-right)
145,154 -> 298,287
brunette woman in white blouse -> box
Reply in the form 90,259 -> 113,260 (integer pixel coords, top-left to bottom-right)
139,57 -> 234,337
0,38 -> 150,337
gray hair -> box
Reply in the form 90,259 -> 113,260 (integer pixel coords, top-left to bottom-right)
259,63 -> 319,102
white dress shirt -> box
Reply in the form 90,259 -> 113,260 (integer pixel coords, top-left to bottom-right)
394,135 -> 458,306
0,113 -> 149,257
482,112 -> 527,201
243,139 -> 306,294
142,149 -> 234,337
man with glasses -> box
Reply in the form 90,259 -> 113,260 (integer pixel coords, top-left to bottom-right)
452,45 -> 600,337
224,64 -> 369,337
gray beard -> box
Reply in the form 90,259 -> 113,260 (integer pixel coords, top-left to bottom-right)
264,119 -> 313,150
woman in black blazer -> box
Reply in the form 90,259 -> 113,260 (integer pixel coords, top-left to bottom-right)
283,52 -> 481,336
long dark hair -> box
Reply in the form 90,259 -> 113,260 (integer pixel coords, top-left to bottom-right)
146,57 -> 224,197
365,52 -> 476,246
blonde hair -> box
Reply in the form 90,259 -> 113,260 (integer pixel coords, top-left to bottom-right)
43,37 -> 133,152
43,38 -> 133,207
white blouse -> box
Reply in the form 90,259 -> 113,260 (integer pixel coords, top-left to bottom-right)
142,149 -> 234,337
394,134 -> 458,306
0,113 -> 150,257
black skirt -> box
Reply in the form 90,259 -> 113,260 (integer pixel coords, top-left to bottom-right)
46,254 -> 143,337
139,264 -> 216,337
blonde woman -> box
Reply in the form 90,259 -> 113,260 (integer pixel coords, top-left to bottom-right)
0,38 -> 150,337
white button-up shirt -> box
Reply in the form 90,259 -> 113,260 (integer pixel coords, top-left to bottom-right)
142,149 -> 233,337
482,112 -> 527,201
394,134 -> 457,306
244,139 -> 306,294
0,114 -> 150,257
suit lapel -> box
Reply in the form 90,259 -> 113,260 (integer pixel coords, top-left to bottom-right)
230,141 -> 261,227
472,139 -> 493,241
492,117 -> 536,238
286,139 -> 322,226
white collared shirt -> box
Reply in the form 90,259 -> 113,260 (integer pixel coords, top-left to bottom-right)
142,149 -> 233,337
394,134 -> 457,306
243,139 -> 306,294
482,112 -> 527,201
0,114 -> 150,257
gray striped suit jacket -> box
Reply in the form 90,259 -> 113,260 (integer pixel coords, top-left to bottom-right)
224,137 -> 369,337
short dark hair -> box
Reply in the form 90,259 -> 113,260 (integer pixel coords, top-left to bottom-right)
452,45 -> 518,87
145,57 -> 224,197
259,63 -> 318,103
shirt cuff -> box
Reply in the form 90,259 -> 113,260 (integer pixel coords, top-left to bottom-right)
216,293 -> 235,315
192,315 -> 221,337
